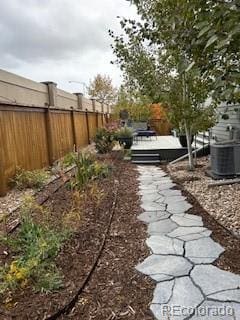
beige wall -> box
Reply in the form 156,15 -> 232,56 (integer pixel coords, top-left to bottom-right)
0,69 -> 49,106
0,69 -> 109,113
82,96 -> 93,111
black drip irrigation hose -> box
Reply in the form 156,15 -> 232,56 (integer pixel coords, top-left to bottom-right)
45,179 -> 120,320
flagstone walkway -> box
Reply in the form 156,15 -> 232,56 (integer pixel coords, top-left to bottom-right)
136,166 -> 240,320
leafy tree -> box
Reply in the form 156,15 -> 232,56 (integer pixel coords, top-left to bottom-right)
124,0 -> 240,103
114,85 -> 151,121
190,0 -> 240,103
88,74 -> 117,106
110,0 -> 240,169
166,71 -> 216,167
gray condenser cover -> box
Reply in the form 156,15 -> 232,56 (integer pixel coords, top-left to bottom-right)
210,142 -> 240,176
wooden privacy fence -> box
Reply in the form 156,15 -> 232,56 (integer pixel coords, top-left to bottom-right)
0,102 -> 109,196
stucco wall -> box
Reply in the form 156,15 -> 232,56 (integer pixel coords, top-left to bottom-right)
0,69 -> 49,106
0,69 -> 108,113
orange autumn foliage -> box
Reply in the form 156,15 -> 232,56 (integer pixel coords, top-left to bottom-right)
150,103 -> 168,120
149,103 -> 172,135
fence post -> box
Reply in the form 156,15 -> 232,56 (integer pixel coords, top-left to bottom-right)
45,107 -> 54,165
100,103 -> 104,127
43,81 -> 57,165
101,102 -> 104,114
91,98 -> 96,112
102,113 -> 104,127
42,81 -> 57,106
71,108 -> 77,151
96,111 -> 99,129
85,109 -> 90,144
74,92 -> 83,110
0,112 -> 7,196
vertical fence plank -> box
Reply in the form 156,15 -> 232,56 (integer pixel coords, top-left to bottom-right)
85,110 -> 90,144
96,111 -> 99,129
101,113 -> 104,127
45,107 -> 54,165
71,109 -> 77,151
0,111 -> 7,196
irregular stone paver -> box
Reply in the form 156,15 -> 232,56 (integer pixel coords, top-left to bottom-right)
151,174 -> 168,180
146,235 -> 184,255
185,237 -> 224,264
141,193 -> 164,203
159,189 -> 182,197
141,202 -> 166,212
209,289 -> 240,303
138,189 -> 158,195
151,277 -> 204,320
152,279 -> 175,304
163,195 -> 187,205
148,219 -> 178,235
135,165 -> 240,320
154,196 -> 165,204
167,201 -> 192,214
190,300 -> 240,319
157,182 -> 176,191
138,211 -> 170,223
139,184 -> 158,191
171,214 -> 203,227
152,177 -> 173,184
191,265 -> 240,296
179,230 -> 212,241
168,226 -> 211,241
136,254 -> 192,282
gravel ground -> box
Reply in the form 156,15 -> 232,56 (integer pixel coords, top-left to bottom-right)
0,189 -> 35,215
167,157 -> 240,237
0,165 -> 71,216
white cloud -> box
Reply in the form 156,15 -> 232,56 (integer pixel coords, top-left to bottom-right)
0,0 -> 137,91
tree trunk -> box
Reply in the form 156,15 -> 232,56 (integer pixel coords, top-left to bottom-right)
184,121 -> 194,171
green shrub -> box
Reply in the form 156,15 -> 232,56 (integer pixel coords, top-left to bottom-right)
0,197 -> 68,294
116,127 -> 133,138
94,128 -> 116,154
63,150 -> 110,190
13,167 -> 50,190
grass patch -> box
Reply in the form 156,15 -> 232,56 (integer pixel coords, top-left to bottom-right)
0,197 -> 69,295
13,167 -> 50,190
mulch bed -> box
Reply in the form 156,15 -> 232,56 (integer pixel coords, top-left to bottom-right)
0,159 -> 154,320
166,167 -> 240,275
63,161 -> 154,320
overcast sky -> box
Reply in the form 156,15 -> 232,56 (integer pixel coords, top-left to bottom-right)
0,0 -> 136,93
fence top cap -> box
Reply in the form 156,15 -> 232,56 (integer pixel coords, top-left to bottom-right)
74,92 -> 84,96
41,81 -> 57,86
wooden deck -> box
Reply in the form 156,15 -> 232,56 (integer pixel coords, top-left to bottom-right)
131,136 -> 188,163
132,136 -> 183,150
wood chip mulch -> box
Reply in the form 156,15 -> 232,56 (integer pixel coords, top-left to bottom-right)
62,161 -> 154,320
0,160 -> 154,320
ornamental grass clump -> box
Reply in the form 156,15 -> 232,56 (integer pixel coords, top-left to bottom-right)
116,127 -> 133,139
63,150 -> 111,190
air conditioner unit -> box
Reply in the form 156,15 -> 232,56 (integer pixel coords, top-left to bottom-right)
210,142 -> 240,176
